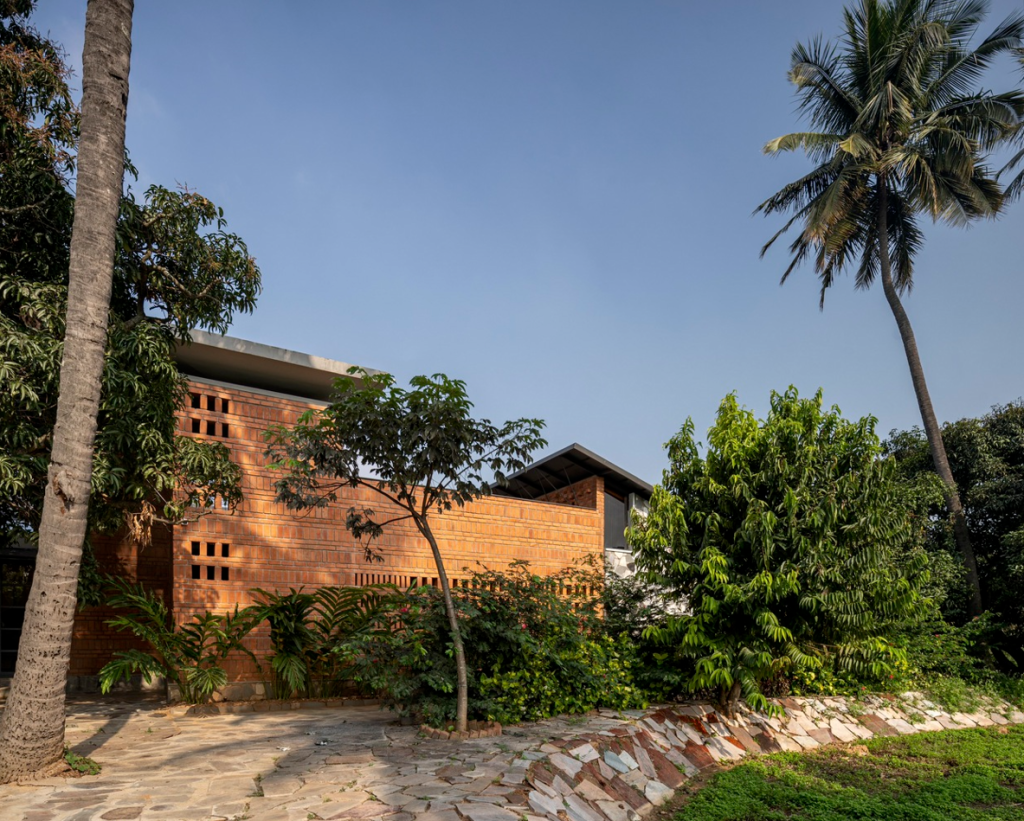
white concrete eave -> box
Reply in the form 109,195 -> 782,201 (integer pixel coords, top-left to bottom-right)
173,330 -> 382,403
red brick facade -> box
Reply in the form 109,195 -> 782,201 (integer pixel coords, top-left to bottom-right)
71,378 -> 607,681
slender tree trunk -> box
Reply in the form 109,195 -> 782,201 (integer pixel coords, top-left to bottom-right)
417,520 -> 469,732
0,0 -> 133,783
876,180 -> 983,617
719,679 -> 742,718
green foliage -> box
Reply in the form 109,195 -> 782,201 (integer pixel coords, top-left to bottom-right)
788,664 -> 869,698
600,572 -> 688,699
629,388 -> 927,711
63,747 -> 101,776
0,2 -> 259,551
886,402 -> 1024,664
75,539 -> 107,609
892,611 -> 1024,710
267,369 -> 546,559
98,578 -> 262,703
249,585 -> 392,699
342,562 -> 647,726
757,0 -> 1024,303
675,725 -> 1024,821
478,632 -> 645,723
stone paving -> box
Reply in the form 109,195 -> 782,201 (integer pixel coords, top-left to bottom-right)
1,692 -> 1021,821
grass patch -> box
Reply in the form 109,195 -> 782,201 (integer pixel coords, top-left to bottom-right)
919,674 -> 1024,713
675,725 -> 1024,820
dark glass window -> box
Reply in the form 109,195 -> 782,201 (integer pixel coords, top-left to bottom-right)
604,492 -> 628,550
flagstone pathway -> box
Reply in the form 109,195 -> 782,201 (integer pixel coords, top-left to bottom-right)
1,691 -> 1021,821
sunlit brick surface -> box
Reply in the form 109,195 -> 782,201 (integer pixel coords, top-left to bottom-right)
72,379 -> 605,680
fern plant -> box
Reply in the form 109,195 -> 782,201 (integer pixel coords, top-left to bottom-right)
98,578 -> 262,703
250,584 -> 393,699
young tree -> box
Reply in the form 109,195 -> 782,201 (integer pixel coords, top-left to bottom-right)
0,0 -> 135,781
756,0 -> 1024,616
628,388 -> 927,714
267,370 -> 546,732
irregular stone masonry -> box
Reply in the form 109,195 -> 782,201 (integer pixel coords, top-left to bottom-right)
0,692 -> 1021,820
520,692 -> 1024,821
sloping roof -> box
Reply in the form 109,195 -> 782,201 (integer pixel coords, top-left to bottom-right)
494,443 -> 653,501
173,330 -> 381,402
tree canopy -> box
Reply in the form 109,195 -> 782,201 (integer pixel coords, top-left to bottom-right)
628,388 -> 927,711
0,1 -> 261,547
886,402 -> 1024,662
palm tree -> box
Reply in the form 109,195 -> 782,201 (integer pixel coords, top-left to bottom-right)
0,0 -> 134,782
999,52 -> 1024,199
757,0 -> 1024,617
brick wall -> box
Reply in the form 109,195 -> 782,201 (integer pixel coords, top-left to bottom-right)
536,478 -> 599,510
71,379 -> 606,680
69,524 -> 173,677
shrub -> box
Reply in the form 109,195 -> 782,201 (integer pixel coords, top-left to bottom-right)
98,578 -> 261,703
478,632 -> 643,722
629,388 -> 928,712
342,561 -> 647,725
600,572 -> 687,699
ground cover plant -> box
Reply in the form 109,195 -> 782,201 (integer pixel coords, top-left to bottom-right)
673,725 -> 1024,821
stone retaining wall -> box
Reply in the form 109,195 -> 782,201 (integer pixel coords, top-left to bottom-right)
520,693 -> 1024,821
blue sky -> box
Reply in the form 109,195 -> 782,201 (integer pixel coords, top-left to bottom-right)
32,0 -> 1024,484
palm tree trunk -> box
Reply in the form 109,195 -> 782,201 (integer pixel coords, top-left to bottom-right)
417,520 -> 469,732
876,180 -> 983,617
0,0 -> 134,783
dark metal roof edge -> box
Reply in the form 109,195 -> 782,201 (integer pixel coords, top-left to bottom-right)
497,443 -> 654,498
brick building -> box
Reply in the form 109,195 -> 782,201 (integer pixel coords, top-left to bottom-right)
1,332 -> 651,688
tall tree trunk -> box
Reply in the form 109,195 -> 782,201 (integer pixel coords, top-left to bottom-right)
0,0 -> 133,783
417,520 -> 469,732
876,180 -> 983,617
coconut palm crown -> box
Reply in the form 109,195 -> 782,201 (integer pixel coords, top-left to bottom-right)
757,0 -> 1024,616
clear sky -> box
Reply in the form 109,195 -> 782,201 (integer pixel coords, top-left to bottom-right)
31,0 -> 1024,485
